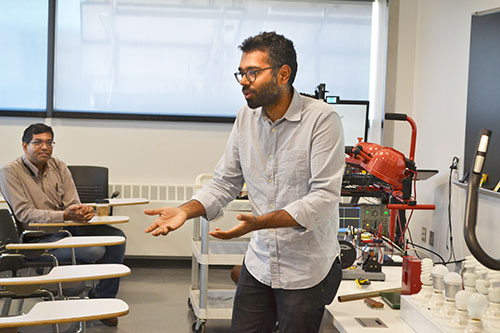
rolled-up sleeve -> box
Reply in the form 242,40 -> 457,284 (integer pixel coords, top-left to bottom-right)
283,111 -> 345,231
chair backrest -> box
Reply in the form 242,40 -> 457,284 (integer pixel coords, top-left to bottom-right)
68,165 -> 109,203
0,209 -> 20,253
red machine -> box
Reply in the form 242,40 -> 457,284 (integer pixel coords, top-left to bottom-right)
344,113 -> 435,244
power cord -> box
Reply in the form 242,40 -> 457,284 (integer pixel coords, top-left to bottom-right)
446,156 -> 459,263
407,241 -> 446,265
406,228 -> 421,259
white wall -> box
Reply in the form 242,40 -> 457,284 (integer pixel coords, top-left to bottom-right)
392,0 -> 500,261
0,117 -> 232,185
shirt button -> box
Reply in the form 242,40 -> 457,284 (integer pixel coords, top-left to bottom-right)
268,204 -> 273,208
268,179 -> 272,183
268,154 -> 272,159
271,128 -> 276,133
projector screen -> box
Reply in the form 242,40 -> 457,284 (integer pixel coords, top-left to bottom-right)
52,0 -> 372,122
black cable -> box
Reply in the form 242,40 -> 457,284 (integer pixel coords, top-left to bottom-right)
406,229 -> 421,259
445,259 -> 466,265
407,241 -> 446,264
446,156 -> 459,263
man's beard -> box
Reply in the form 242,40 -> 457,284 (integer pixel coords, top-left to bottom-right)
243,77 -> 281,109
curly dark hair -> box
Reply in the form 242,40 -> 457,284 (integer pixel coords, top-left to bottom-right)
239,31 -> 297,86
22,123 -> 54,144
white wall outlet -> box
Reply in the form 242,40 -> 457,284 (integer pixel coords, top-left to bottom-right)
429,230 -> 435,247
422,227 -> 427,242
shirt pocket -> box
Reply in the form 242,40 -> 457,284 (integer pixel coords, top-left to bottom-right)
277,150 -> 309,201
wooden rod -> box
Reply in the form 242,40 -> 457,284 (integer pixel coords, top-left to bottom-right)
337,288 -> 401,302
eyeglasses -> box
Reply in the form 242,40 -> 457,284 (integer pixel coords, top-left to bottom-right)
30,140 -> 55,148
234,67 -> 274,83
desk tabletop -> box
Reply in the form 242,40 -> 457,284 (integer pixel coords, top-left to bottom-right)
0,264 -> 130,285
0,299 -> 129,328
325,266 -> 414,332
29,215 -> 129,227
86,198 -> 149,207
0,195 -> 5,204
6,236 -> 126,250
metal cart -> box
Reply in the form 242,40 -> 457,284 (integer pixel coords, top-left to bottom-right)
188,200 -> 251,333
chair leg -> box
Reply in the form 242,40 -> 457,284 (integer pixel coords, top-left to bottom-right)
15,298 -> 24,315
0,297 -> 12,316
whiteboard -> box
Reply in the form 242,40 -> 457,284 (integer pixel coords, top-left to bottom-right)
329,101 -> 369,146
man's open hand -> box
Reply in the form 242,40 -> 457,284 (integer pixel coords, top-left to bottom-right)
209,213 -> 259,239
144,207 -> 188,236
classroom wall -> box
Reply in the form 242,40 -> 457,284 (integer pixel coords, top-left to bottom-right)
0,116 -> 232,185
390,0 -> 500,261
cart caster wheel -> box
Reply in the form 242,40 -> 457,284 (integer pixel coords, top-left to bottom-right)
192,320 -> 206,333
187,297 -> 193,311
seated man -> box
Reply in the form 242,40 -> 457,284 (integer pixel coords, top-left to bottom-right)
0,123 -> 126,327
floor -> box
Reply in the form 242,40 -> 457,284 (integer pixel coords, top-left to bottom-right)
2,260 -> 338,333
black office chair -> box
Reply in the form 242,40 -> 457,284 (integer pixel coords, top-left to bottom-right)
0,209 -> 70,317
0,209 -> 56,266
67,166 -> 115,203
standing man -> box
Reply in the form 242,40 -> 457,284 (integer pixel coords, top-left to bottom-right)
0,123 -> 126,327
145,31 -> 345,332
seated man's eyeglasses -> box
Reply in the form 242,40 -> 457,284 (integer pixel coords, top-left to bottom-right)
234,67 -> 274,83
30,140 -> 55,148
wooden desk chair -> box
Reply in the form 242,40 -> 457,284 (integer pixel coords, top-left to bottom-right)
3,236 -> 126,299
1,209 -> 125,265
0,263 -> 130,300
0,209 -> 126,313
0,298 -> 129,333
0,254 -> 131,332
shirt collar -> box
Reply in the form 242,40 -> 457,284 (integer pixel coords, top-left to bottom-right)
282,88 -> 303,122
257,87 -> 303,123
22,156 -> 43,178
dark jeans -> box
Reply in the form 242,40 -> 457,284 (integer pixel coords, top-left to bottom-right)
231,258 -> 342,333
35,225 -> 126,298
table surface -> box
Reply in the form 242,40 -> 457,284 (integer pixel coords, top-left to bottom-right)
325,266 -> 414,332
28,215 -> 129,227
86,198 -> 149,207
0,195 -> 5,203
6,236 -> 126,250
0,299 -> 129,328
0,264 -> 130,285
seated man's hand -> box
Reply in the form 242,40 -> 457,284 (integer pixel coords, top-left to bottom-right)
209,213 -> 258,240
80,204 -> 95,221
144,207 -> 188,236
64,204 -> 95,222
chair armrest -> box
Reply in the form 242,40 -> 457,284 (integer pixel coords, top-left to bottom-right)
0,299 -> 129,328
0,264 -> 131,286
5,236 -> 125,250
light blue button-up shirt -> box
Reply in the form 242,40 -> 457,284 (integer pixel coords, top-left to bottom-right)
194,88 -> 345,289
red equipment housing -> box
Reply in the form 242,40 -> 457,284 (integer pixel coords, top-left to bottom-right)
345,113 -> 435,242
401,256 -> 422,295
